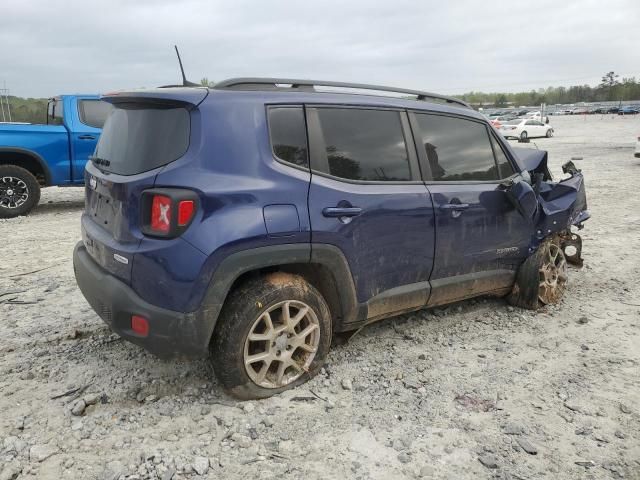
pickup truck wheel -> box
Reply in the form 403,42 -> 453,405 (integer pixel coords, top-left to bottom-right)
508,238 -> 568,310
210,272 -> 332,400
0,165 -> 41,218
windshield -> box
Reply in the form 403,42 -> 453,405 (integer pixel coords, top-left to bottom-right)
94,104 -> 190,176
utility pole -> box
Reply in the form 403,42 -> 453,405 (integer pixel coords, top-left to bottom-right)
0,81 -> 12,122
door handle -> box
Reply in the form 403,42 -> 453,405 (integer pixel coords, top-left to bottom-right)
440,203 -> 469,211
78,135 -> 96,140
322,207 -> 362,218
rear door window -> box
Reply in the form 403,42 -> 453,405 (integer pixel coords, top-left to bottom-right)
78,100 -> 113,128
94,104 -> 190,176
268,107 -> 308,168
414,114 -> 499,181
312,108 -> 411,182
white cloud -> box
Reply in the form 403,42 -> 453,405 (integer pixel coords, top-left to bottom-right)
0,0 -> 638,97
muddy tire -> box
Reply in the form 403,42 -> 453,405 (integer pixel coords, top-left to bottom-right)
210,272 -> 332,400
0,165 -> 41,218
508,238 -> 569,310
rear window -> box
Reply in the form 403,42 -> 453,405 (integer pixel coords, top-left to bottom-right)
94,104 -> 190,176
504,120 -> 522,125
268,107 -> 308,168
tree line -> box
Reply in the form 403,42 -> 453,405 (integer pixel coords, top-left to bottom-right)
457,72 -> 640,107
3,97 -> 49,124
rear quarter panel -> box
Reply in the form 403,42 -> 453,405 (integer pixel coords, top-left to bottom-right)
140,94 -> 312,312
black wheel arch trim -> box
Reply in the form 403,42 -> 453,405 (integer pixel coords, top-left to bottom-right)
0,147 -> 53,186
199,243 -> 360,344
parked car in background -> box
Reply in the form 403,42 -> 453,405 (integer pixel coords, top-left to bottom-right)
525,111 -> 549,123
618,106 -> 639,115
607,106 -> 620,114
0,95 -> 111,217
72,78 -> 588,399
489,115 -> 518,128
570,108 -> 590,115
498,119 -> 554,140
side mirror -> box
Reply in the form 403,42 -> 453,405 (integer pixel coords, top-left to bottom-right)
500,177 -> 538,221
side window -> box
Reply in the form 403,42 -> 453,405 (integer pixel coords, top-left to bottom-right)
313,108 -> 411,181
78,100 -> 113,129
490,135 -> 515,178
47,98 -> 64,126
268,107 -> 308,168
414,114 -> 499,181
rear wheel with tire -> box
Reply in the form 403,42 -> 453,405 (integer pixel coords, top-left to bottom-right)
546,129 -> 553,138
520,131 -> 528,140
0,165 -> 41,218
508,238 -> 568,310
210,272 -> 332,399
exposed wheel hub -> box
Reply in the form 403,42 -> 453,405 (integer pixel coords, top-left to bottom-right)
244,300 -> 320,389
0,176 -> 29,209
538,243 -> 568,304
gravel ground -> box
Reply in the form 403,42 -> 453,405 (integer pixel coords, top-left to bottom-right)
1,115 -> 639,480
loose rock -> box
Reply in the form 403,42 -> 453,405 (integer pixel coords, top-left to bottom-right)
517,437 -> 538,455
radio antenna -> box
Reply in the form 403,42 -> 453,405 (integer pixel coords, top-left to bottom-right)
174,45 -> 198,87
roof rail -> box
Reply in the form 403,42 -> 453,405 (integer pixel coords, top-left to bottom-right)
213,77 -> 471,109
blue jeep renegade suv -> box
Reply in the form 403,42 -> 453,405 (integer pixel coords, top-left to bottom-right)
73,78 -> 588,399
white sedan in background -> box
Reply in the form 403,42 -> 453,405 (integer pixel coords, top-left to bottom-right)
498,119 -> 554,140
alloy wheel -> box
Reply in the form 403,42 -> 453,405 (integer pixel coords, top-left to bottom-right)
538,243 -> 568,304
243,300 -> 320,388
0,176 -> 29,209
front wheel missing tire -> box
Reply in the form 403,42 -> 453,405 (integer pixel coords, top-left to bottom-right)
508,237 -> 569,310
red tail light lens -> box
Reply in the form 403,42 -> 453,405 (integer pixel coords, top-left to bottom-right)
131,315 -> 149,336
178,200 -> 195,226
141,189 -> 198,238
150,195 -> 172,233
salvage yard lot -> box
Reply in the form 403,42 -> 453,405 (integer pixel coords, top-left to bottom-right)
1,115 -> 639,479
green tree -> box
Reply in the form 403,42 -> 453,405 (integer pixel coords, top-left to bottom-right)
494,94 -> 508,107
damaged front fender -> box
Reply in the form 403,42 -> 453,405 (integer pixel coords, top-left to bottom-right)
507,149 -> 590,249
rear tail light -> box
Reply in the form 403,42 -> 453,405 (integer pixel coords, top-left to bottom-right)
131,315 -> 149,336
150,195 -> 172,233
141,189 -> 198,238
177,200 -> 195,226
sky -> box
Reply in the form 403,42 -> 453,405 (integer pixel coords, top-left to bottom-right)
1,0 -> 638,98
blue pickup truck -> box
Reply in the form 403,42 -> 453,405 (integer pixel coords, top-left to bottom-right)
0,95 -> 111,217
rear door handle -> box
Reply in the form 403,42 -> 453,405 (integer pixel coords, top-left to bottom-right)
440,203 -> 469,211
322,207 -> 363,218
78,135 -> 96,140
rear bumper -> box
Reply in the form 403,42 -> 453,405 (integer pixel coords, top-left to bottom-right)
73,242 -> 210,359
